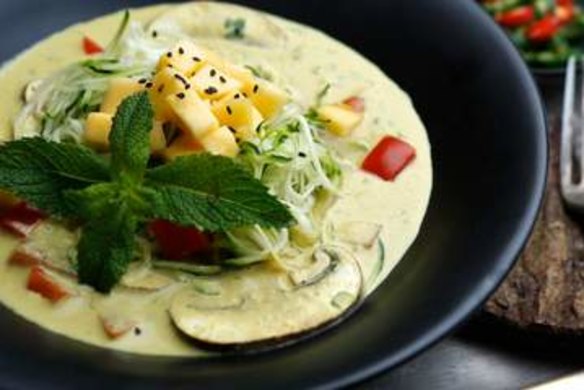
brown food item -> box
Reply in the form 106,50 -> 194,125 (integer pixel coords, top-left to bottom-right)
485,125 -> 584,332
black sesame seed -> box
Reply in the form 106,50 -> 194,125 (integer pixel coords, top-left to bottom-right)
138,78 -> 148,84
166,52 -> 172,58
219,76 -> 227,84
152,30 -> 158,38
253,84 -> 259,93
178,47 -> 185,55
134,327 -> 142,336
167,64 -> 174,69
242,92 -> 248,98
185,84 -> 191,90
234,93 -> 241,99
204,86 -> 218,95
174,73 -> 188,86
226,106 -> 233,115
298,152 -> 307,158
193,56 -> 201,62
157,84 -> 165,93
210,69 -> 217,77
227,126 -> 237,134
145,82 -> 153,89
177,92 -> 186,100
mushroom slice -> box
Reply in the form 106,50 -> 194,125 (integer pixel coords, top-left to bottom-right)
169,246 -> 362,350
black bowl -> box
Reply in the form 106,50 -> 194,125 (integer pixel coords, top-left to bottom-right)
0,0 -> 547,388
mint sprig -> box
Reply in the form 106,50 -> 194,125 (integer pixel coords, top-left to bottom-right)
0,92 -> 293,292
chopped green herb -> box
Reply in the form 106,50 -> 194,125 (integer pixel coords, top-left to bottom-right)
224,18 -> 246,39
0,92 -> 293,292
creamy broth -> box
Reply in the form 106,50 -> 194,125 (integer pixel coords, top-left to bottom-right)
0,2 -> 432,356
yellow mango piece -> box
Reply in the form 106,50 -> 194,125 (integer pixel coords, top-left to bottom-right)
100,78 -> 144,115
156,40 -> 207,76
149,121 -> 167,154
212,95 -> 263,141
222,64 -> 256,91
149,68 -> 192,121
162,134 -> 202,161
244,80 -> 289,119
200,126 -> 240,157
166,90 -> 219,140
84,113 -> 167,152
190,64 -> 241,100
84,112 -> 113,151
317,104 -> 364,137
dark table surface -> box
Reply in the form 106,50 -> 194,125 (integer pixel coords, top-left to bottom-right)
0,1 -> 582,389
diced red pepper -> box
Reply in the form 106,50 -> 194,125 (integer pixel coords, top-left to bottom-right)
495,6 -> 535,27
526,14 -> 561,42
362,136 -> 416,181
9,248 -> 43,267
148,219 -> 211,260
343,96 -> 366,113
27,266 -> 71,303
0,202 -> 46,238
100,315 -> 137,339
83,36 -> 104,55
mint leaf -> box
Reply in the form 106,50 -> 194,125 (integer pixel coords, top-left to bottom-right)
76,199 -> 137,293
0,137 -> 109,216
109,91 -> 153,182
145,154 -> 293,231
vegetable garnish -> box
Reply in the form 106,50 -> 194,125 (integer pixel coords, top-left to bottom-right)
83,37 -> 104,55
362,136 -> 416,181
224,18 -> 246,39
0,92 -> 293,292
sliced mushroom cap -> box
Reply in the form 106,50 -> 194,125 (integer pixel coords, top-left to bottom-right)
169,246 -> 362,349
336,221 -> 382,248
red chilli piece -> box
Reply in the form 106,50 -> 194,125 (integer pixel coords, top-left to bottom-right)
83,36 -> 104,55
148,219 -> 211,260
362,135 -> 416,181
343,96 -> 366,113
27,266 -> 71,303
0,202 -> 46,238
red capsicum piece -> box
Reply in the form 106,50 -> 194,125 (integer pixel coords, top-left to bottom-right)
83,36 -> 104,55
148,219 -> 211,260
343,96 -> 366,113
362,136 -> 416,181
527,14 -> 561,42
27,266 -> 71,303
0,202 -> 46,238
495,6 -> 535,27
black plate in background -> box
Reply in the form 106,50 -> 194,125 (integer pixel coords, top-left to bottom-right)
0,0 -> 546,388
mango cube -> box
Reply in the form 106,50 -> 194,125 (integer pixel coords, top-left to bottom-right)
244,80 -> 289,119
190,64 -> 241,100
84,112 -> 113,151
84,113 -> 167,152
317,104 -> 364,137
162,135 -> 202,161
166,90 -> 219,140
200,126 -> 240,157
212,94 -> 263,141
100,78 -> 144,115
156,40 -> 207,76
149,68 -> 192,121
